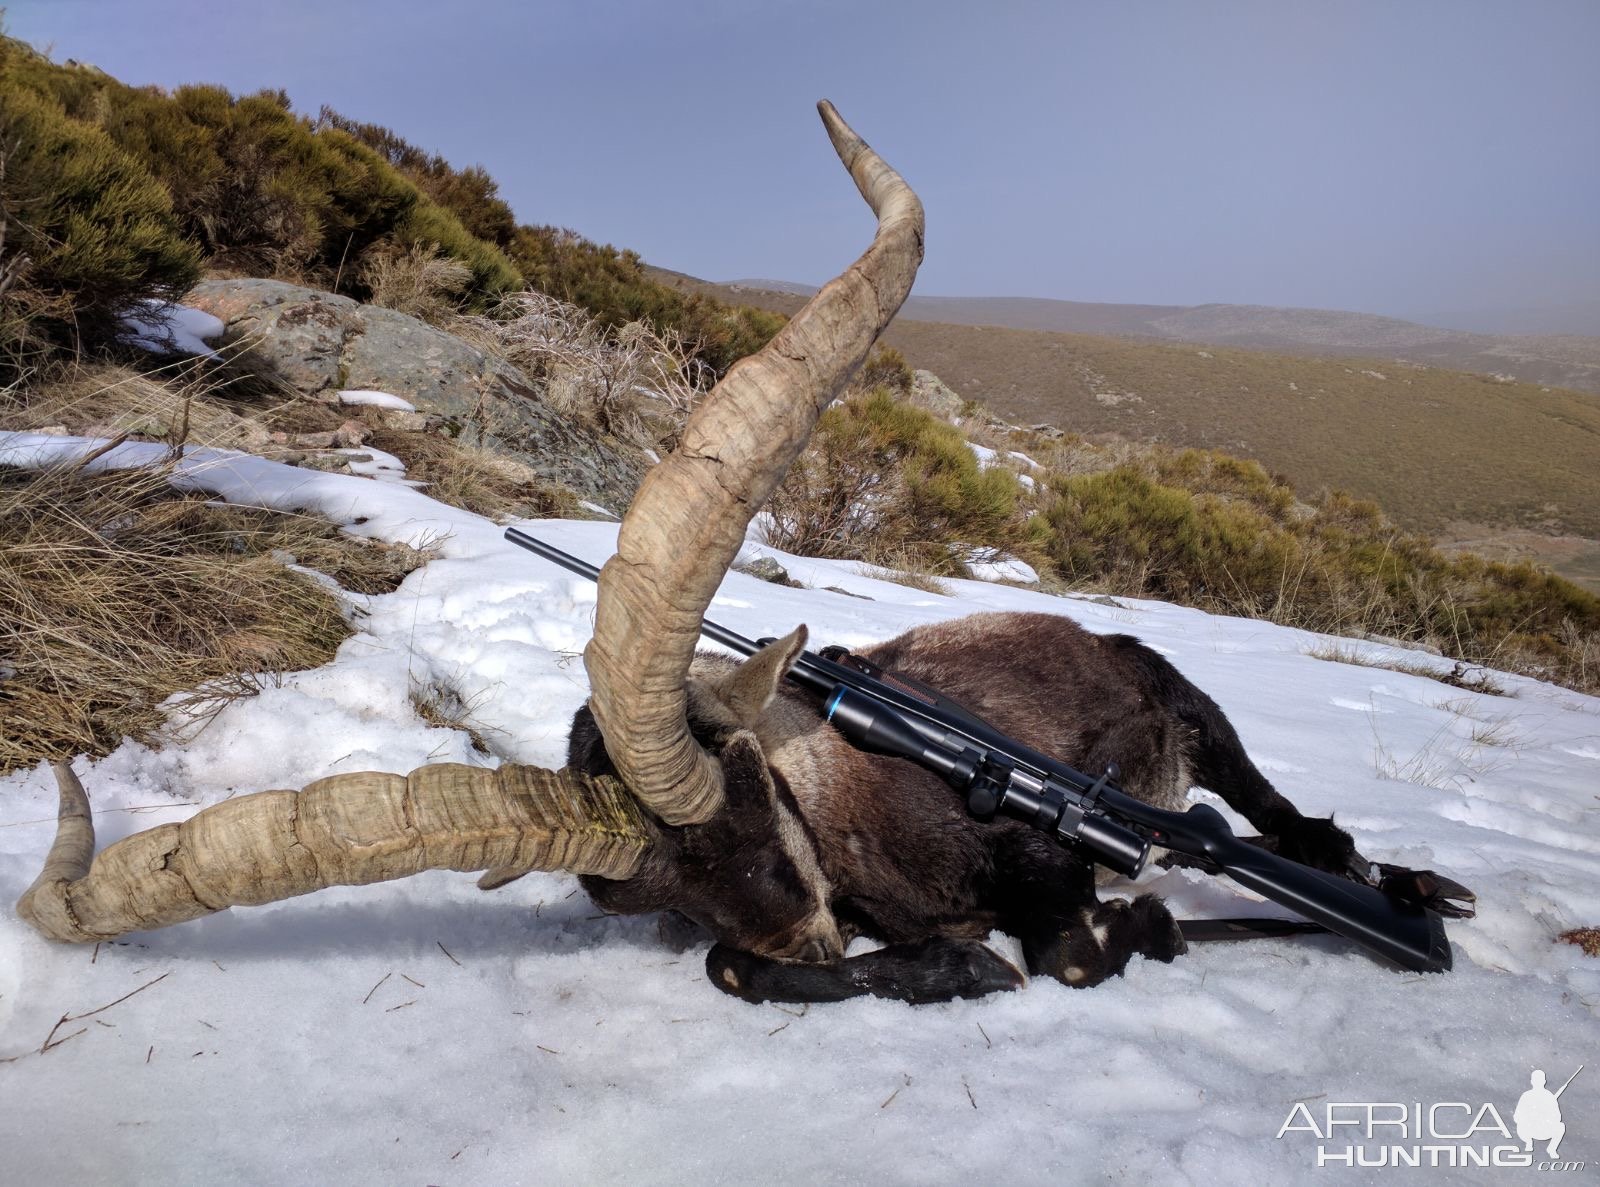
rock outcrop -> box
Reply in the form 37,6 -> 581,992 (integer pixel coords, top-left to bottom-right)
908,369 -> 965,419
185,279 -> 646,511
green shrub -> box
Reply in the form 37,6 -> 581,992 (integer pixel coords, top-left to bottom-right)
1039,453 -> 1600,691
0,80 -> 198,363
1147,448 -> 1297,517
768,390 -> 1038,575
316,106 -> 518,247
5,34 -> 780,370
2,39 -> 518,305
851,344 -> 914,398
1045,466 -> 1300,606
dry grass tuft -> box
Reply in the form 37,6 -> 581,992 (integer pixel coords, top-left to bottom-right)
0,460 -> 429,772
454,292 -> 709,451
0,361 -> 280,451
409,675 -> 502,758
362,424 -> 581,522
1303,643 -> 1508,696
359,241 -> 474,324
859,555 -> 954,597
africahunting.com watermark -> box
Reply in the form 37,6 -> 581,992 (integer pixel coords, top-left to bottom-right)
1277,1066 -> 1585,1170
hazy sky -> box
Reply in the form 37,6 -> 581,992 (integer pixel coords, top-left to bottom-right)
8,0 -> 1598,320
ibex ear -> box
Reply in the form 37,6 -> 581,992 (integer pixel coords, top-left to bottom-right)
720,625 -> 809,727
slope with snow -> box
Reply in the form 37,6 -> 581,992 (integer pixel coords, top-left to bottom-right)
1,433 -> 1597,1184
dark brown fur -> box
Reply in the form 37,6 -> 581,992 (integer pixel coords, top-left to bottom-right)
575,611 -> 1359,1004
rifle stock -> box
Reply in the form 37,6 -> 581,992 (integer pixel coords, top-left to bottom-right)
1137,802 -> 1450,972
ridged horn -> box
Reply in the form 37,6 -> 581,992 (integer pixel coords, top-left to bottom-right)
18,761 -> 653,943
585,99 -> 924,826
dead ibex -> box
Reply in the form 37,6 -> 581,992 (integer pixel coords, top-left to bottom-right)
18,102 -> 1412,1003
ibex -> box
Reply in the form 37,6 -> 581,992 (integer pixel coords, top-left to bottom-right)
18,102 -> 1420,1004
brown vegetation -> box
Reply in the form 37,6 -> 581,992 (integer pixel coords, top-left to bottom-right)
767,390 -> 1043,577
453,291 -> 708,451
1558,927 -> 1600,958
764,388 -> 1600,693
0,459 -> 428,773
668,275 -> 1600,569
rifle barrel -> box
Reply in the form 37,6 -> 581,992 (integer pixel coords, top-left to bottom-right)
503,527 -> 766,658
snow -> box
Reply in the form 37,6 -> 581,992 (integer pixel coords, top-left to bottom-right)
336,446 -> 416,485
116,300 -> 225,359
967,440 -> 1037,488
958,549 -> 1040,585
2,431 -> 1599,1183
337,389 -> 416,412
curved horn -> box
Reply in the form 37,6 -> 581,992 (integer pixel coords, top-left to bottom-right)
585,100 -> 924,825
18,761 -> 653,942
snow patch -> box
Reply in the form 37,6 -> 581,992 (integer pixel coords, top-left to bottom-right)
960,550 -> 1039,585
117,300 -> 224,359
336,389 -> 416,412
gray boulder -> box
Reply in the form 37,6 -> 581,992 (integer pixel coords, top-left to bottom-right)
909,369 -> 966,419
185,279 -> 646,511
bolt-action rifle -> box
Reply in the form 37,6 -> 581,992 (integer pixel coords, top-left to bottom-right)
507,528 -> 1473,974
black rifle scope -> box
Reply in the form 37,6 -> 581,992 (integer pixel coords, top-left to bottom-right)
824,686 -> 1151,878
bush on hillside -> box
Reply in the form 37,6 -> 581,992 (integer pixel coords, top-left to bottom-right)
6,36 -> 783,374
510,225 -> 787,375
849,344 -> 914,398
768,390 -> 1042,575
316,106 -> 519,248
4,40 -> 520,304
0,80 -> 199,378
319,103 -> 789,375
1042,456 -> 1600,690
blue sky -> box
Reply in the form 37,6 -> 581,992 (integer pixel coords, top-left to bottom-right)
8,0 -> 1598,321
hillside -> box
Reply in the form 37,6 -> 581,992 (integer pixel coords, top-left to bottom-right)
657,272 -> 1600,587
716,278 -> 1600,394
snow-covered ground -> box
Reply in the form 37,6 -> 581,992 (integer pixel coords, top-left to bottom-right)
2,432 -> 1598,1184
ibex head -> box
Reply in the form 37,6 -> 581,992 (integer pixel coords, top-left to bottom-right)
17,101 -> 924,964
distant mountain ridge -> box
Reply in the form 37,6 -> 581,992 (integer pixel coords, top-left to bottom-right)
1417,299 -> 1600,337
719,279 -> 1600,394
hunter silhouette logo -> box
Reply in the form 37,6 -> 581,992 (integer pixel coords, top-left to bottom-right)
1277,1064 -> 1588,1170
1516,1066 -> 1582,1159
